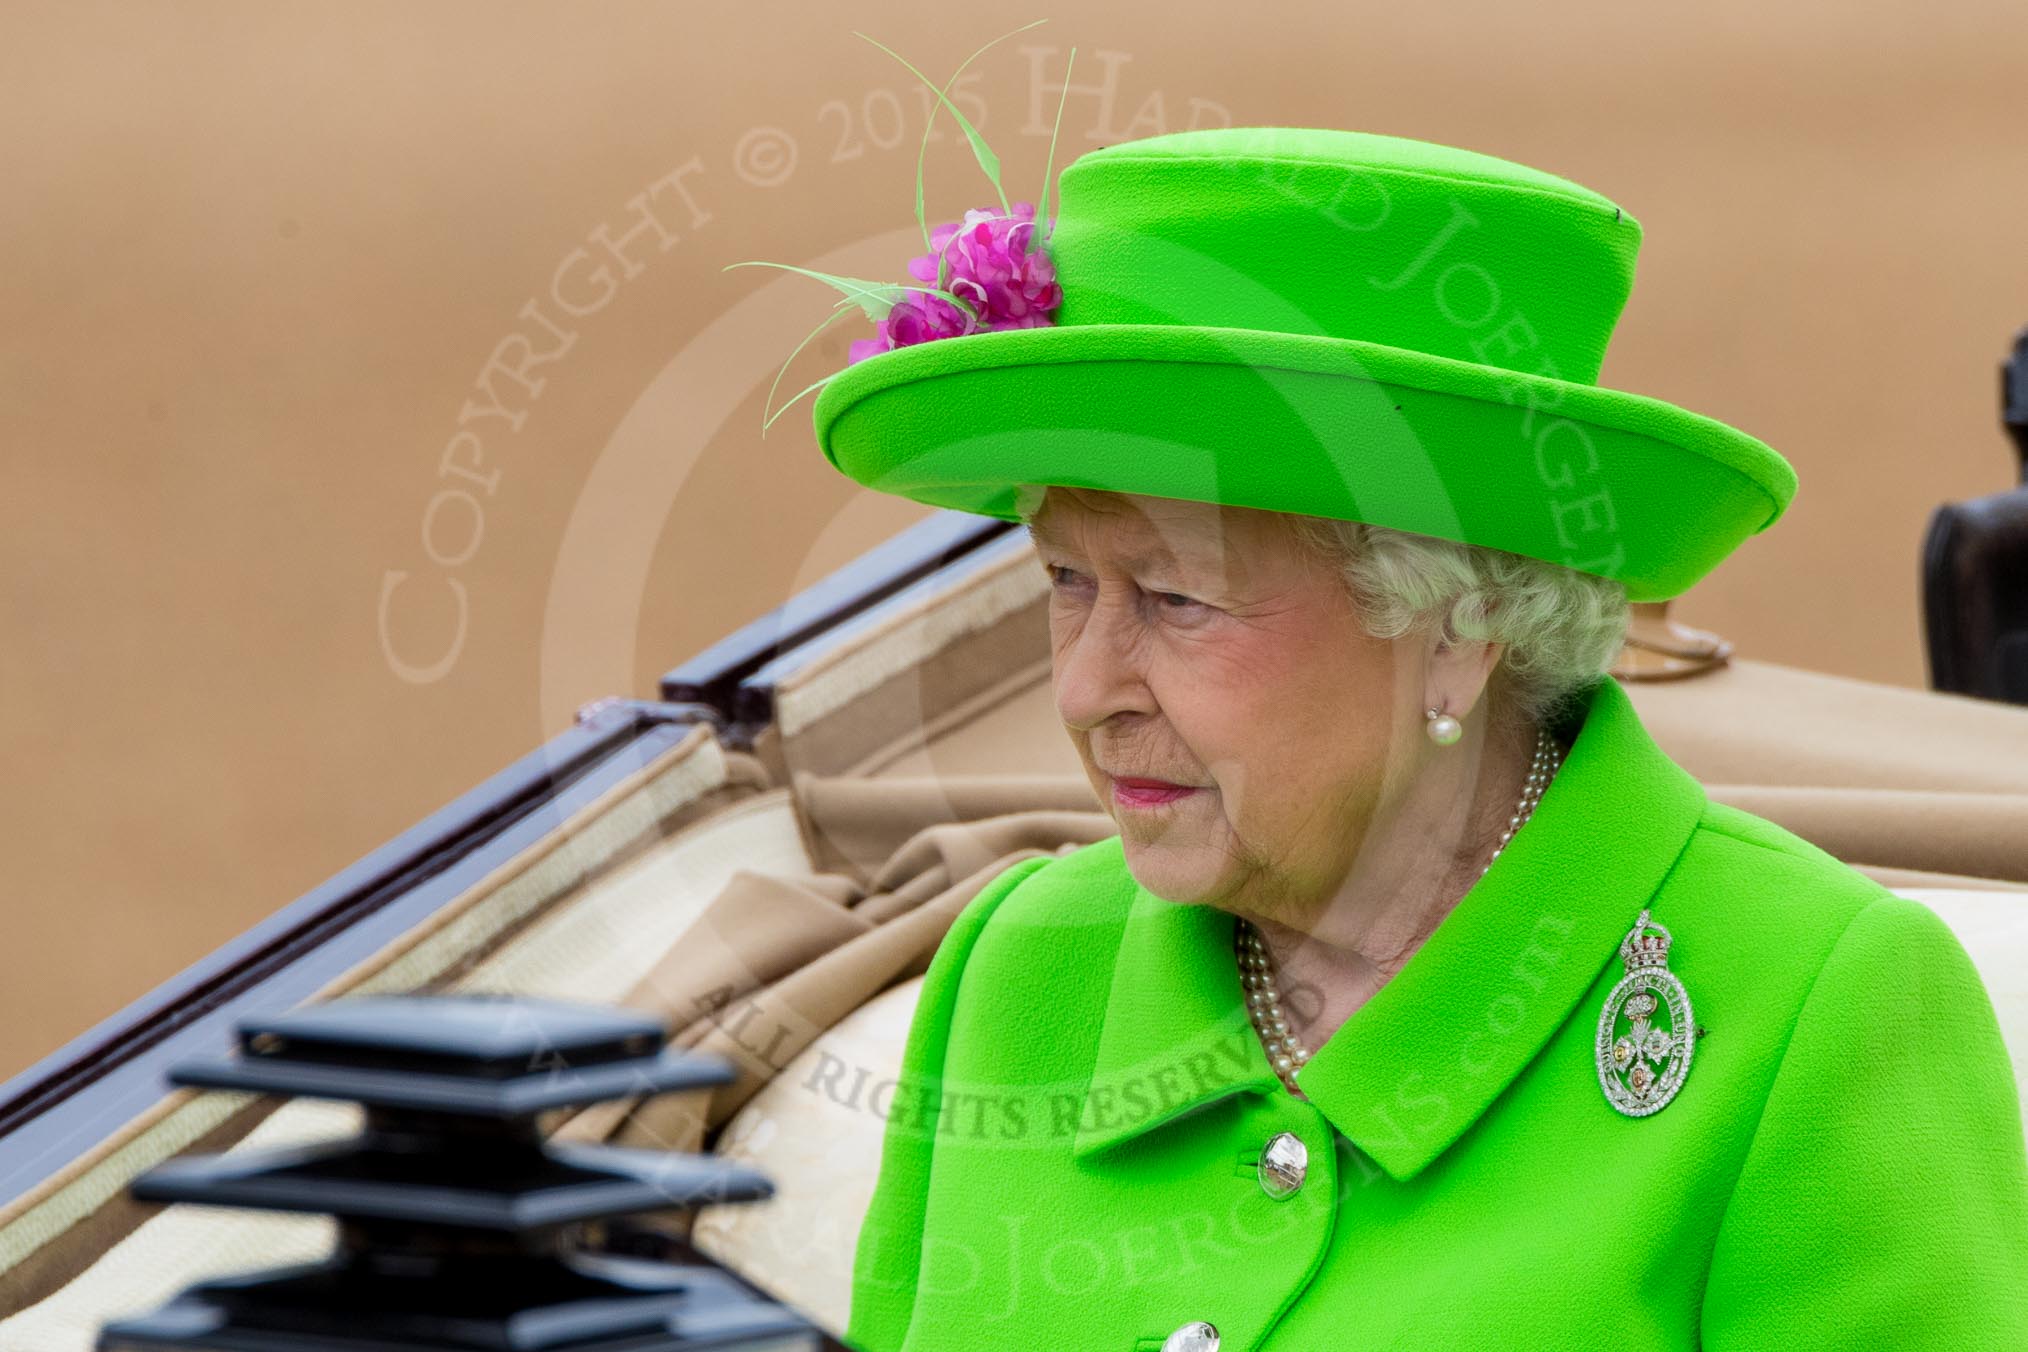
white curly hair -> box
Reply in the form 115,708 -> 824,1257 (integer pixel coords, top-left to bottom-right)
1011,483 -> 1627,730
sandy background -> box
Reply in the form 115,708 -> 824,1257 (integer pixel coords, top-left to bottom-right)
3,0 -> 2025,1078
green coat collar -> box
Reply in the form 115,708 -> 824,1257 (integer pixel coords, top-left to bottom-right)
1072,675 -> 1708,1179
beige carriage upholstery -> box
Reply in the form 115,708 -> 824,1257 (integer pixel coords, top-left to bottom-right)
7,539 -> 2028,1348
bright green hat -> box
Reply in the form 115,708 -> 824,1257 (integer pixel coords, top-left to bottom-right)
809,125 -> 1796,602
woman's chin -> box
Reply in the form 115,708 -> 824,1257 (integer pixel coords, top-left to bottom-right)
1118,838 -> 1226,906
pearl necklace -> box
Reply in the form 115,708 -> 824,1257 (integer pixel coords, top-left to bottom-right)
1236,724 -> 1565,1096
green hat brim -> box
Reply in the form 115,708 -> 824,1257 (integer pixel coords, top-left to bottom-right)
811,323 -> 1796,603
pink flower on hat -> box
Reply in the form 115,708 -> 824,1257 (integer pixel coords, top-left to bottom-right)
728,22 -> 1079,433
849,200 -> 1061,364
848,289 -> 980,364
914,200 -> 1063,328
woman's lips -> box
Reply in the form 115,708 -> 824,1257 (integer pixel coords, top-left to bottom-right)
1112,777 -> 1202,808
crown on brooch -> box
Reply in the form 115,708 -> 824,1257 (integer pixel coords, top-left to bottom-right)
1620,909 -> 1675,969
724,21 -> 1075,436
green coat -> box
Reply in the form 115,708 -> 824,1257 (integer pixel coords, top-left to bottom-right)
844,676 -> 2028,1350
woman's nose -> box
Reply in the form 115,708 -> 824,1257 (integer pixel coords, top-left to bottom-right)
1054,588 -> 1155,731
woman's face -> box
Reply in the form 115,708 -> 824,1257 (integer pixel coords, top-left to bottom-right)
1031,487 -> 1423,921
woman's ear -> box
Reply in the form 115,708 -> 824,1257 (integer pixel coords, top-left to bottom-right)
1423,623 -> 1506,725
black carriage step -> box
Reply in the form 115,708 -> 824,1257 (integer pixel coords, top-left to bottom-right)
163,994 -> 733,1118
99,1257 -> 813,1351
132,1138 -> 772,1231
98,995 -> 820,1351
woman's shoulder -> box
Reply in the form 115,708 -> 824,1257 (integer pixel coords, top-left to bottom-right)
1667,796 -> 1989,1022
947,833 -> 1140,981
1683,812 -> 2028,1345
1678,795 -> 1920,928
911,836 -> 1139,1073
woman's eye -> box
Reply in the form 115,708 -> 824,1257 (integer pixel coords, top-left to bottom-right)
1046,567 -> 1205,615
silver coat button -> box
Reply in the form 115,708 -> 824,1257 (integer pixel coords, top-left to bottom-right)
1258,1130 -> 1308,1199
1162,1321 -> 1220,1352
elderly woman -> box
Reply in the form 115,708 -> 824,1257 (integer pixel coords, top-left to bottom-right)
792,127 -> 2028,1349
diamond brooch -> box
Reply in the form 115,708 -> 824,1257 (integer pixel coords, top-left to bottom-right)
1596,908 -> 1695,1117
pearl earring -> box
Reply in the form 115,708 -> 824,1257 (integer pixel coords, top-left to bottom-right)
1426,706 -> 1462,745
